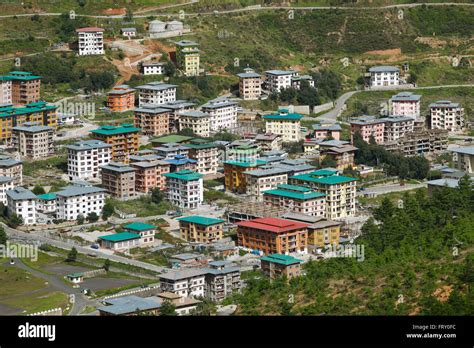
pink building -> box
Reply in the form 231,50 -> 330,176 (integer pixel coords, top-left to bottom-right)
312,123 -> 342,140
350,116 -> 385,144
389,92 -> 421,118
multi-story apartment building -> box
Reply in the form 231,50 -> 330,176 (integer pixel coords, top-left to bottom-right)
175,40 -> 200,77
290,169 -> 357,220
201,97 -> 238,133
0,102 -> 57,140
368,66 -> 400,87
236,217 -> 308,255
263,184 -> 326,217
36,192 -> 57,214
263,109 -> 302,143
55,182 -> 106,221
177,215 -> 225,243
134,104 -> 170,137
264,70 -> 296,93
224,160 -> 266,194
383,129 -> 448,157
0,176 -> 14,205
429,100 -> 465,132
107,85 -> 135,113
131,159 -> 170,193
184,140 -> 219,175
260,254 -> 302,280
123,221 -> 156,246
382,116 -> 415,142
160,100 -> 196,133
12,123 -> 54,159
141,62 -> 165,75
291,75 -> 315,89
66,140 -> 111,181
136,82 -> 177,107
8,71 -> 42,105
0,155 -> 22,186
350,116 -> 385,144
0,77 -> 12,104
237,67 -> 262,100
90,124 -> 140,163
159,269 -> 207,298
76,27 -> 104,56
318,140 -> 358,171
100,162 -> 136,200
312,123 -> 342,141
253,133 -> 282,152
178,111 -> 211,137
450,146 -> 474,174
389,92 -> 421,118
6,187 -> 37,225
244,167 -> 289,201
224,140 -> 260,163
153,142 -> 189,160
163,170 -> 203,209
165,154 -> 197,173
204,261 -> 241,302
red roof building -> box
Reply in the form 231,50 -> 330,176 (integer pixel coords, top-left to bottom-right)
76,27 -> 105,33
236,217 -> 308,255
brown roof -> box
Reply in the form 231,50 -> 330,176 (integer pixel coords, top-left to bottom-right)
76,27 -> 104,33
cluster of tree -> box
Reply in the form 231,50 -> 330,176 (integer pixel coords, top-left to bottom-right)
353,132 -> 430,179
0,203 -> 23,228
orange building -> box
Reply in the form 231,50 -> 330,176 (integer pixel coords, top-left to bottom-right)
107,85 -> 135,112
131,159 -> 170,193
236,217 -> 308,255
8,71 -> 41,105
90,124 -> 140,163
223,160 -> 266,194
134,104 -> 170,137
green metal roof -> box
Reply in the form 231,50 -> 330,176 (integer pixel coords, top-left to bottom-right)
183,141 -> 218,150
261,253 -> 302,266
224,160 -> 266,168
0,102 -> 57,118
6,71 -> 42,80
263,112 -> 303,121
124,222 -> 156,231
163,170 -> 203,181
262,187 -> 325,200
177,215 -> 225,226
99,232 -> 140,242
152,134 -> 194,144
277,184 -> 312,192
311,168 -> 338,177
37,193 -> 57,200
91,124 -> 140,136
291,172 -> 357,185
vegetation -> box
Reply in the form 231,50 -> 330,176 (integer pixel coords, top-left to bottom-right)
160,300 -> 178,316
66,247 -> 78,262
106,197 -> 175,217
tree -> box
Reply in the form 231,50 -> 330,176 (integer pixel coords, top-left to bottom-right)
67,247 -> 78,262
159,300 -> 177,316
124,7 -> 134,22
164,60 -> 176,78
103,258 -> 111,272
102,202 -> 114,220
32,185 -> 46,195
177,128 -> 197,137
77,214 -> 85,225
320,156 -> 337,168
151,188 -> 165,204
7,214 -> 22,228
0,227 -> 7,245
87,212 -> 99,223
407,72 -> 417,85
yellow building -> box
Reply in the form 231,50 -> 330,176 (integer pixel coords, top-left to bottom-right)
177,215 -> 225,243
223,160 -> 265,194
0,101 -> 57,141
175,40 -> 200,77
90,124 -> 141,163
263,109 -> 302,142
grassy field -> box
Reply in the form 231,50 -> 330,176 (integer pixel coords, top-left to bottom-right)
107,197 -> 175,217
2,291 -> 69,314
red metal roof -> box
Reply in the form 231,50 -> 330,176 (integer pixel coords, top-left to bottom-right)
76,27 -> 105,32
236,217 -> 308,233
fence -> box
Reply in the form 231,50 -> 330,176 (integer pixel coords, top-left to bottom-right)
82,269 -> 107,279
27,308 -> 63,316
102,285 -> 161,301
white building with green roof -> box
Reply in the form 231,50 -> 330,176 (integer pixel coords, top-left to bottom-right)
163,170 -> 203,209
263,109 -> 303,142
123,221 -> 156,245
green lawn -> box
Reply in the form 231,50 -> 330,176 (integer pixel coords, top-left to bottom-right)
107,197 -> 175,217
2,291 -> 69,315
0,266 -> 47,298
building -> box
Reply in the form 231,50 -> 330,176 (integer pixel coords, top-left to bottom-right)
312,123 -> 342,141
318,141 -> 358,171
273,159 -> 316,176
159,269 -> 207,297
131,159 -> 170,193
177,215 -> 225,243
429,100 -> 465,132
291,74 -> 315,89
153,142 -> 189,160
282,212 -> 341,249
201,97 -> 238,132
244,167 -> 289,200
159,100 -> 196,133
383,129 -> 448,157
175,40 -> 200,77
350,116 -> 385,144
100,162 -> 136,200
263,109 -> 302,142
107,85 -> 135,113
141,62 -> 165,75
99,232 -> 141,251
121,27 -> 136,37
3,71 -> 42,105
253,133 -> 282,152
0,155 -> 22,186
55,182 -> 106,221
184,140 -> 219,175
0,102 -> 57,141
178,111 -> 211,137
0,176 -> 14,205
98,295 -> 161,316
264,70 -> 296,93
123,221 -> 156,246
12,123 -> 54,159
368,66 -> 400,87
263,184 -> 326,217
236,217 -> 308,255
290,170 -> 357,220
66,140 -> 112,181
224,140 -> 260,163
163,170 -> 203,209
382,116 -> 415,142
90,124 -> 140,163
155,292 -> 201,315
260,254 -> 302,280
450,146 -> 474,174
389,92 -> 421,118
134,104 -> 170,137
6,187 -> 37,225
204,261 -> 241,302
36,192 -> 56,214
223,160 -> 266,194
427,177 -> 474,196
137,82 -> 177,107
76,27 -> 104,56
165,154 -> 196,173
237,67 -> 262,100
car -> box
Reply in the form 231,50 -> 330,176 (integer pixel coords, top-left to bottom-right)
91,244 -> 99,249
